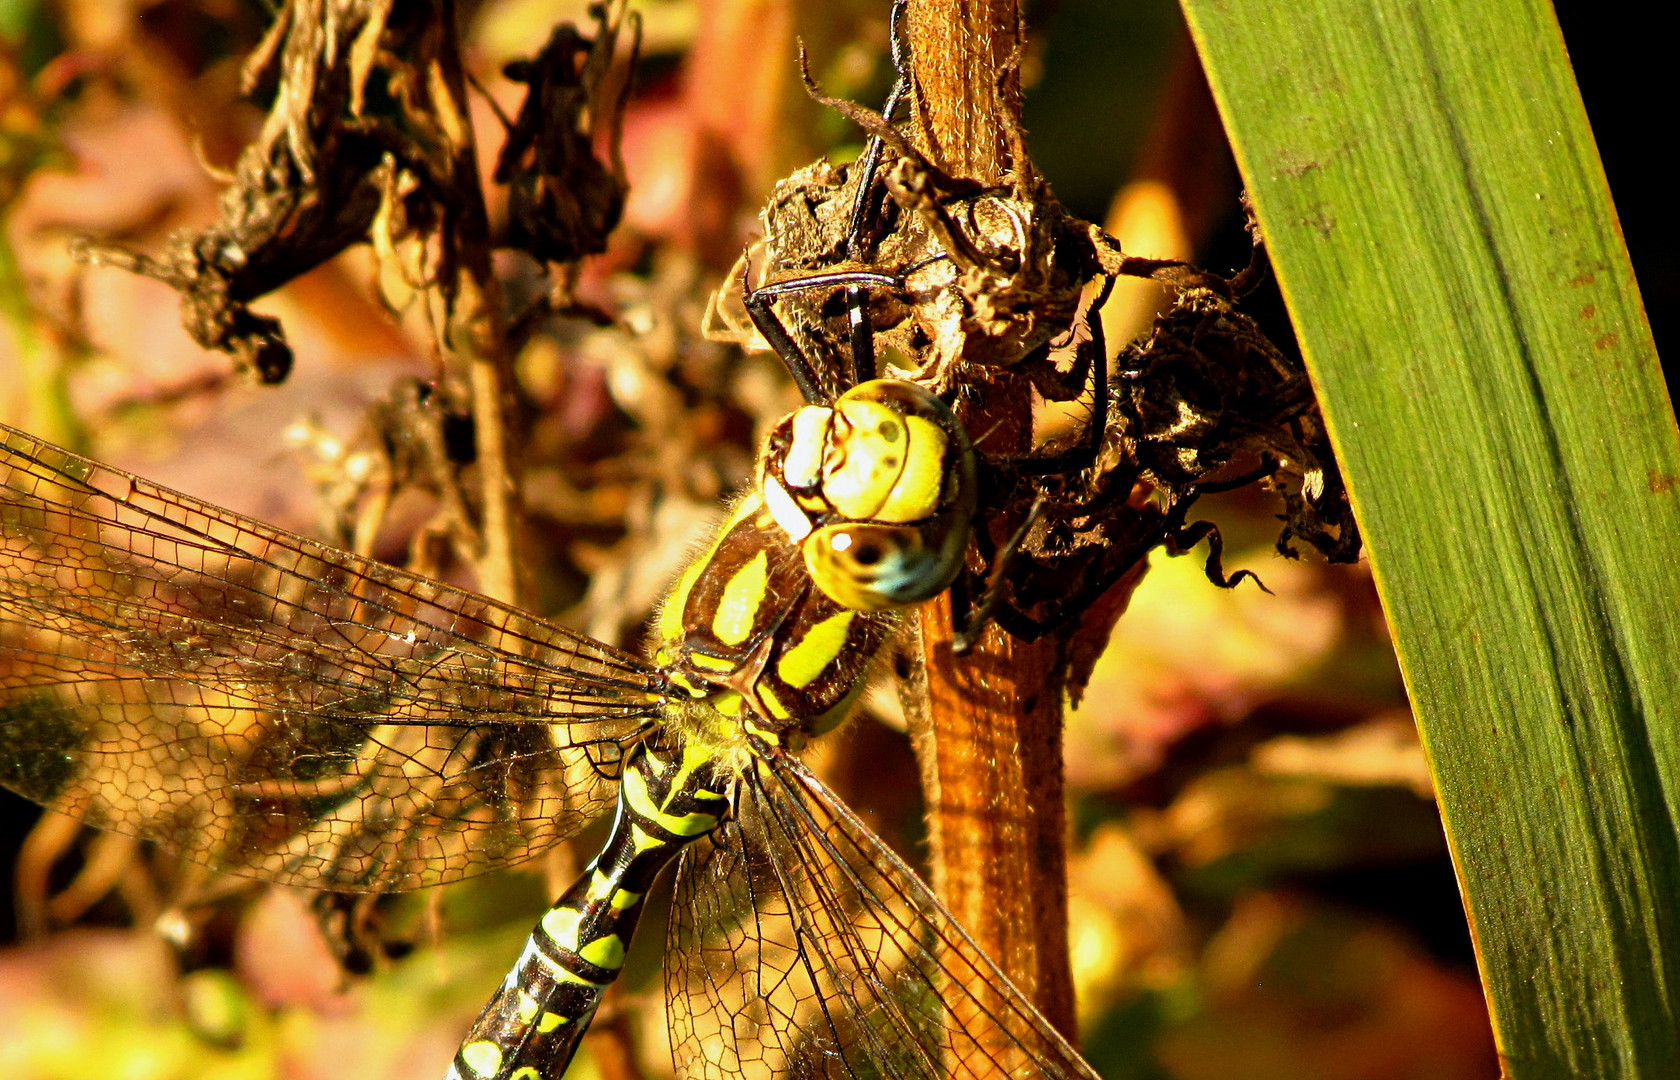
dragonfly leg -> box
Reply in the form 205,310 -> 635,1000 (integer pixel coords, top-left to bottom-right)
744,0 -> 916,403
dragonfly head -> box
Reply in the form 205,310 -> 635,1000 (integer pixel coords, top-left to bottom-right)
760,379 -> 976,612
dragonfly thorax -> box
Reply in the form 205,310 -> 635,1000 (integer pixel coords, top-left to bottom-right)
651,382 -> 971,745
652,484 -> 895,745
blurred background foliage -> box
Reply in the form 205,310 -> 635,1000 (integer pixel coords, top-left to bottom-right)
0,1 -> 1663,1078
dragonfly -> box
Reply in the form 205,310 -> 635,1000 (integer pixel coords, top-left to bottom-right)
0,371 -> 1093,1080
0,22 -> 1115,1080
0,349 -> 1104,1080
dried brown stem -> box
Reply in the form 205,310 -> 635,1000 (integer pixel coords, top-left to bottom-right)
903,0 -> 1079,1045
905,0 -> 1024,180
431,1 -> 521,607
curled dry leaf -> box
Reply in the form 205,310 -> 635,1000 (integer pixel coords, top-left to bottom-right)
492,0 -> 637,270
72,0 -> 636,385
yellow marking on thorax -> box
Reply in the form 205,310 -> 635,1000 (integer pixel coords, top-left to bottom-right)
512,1068 -> 542,1080
689,652 -> 737,673
712,549 -> 769,646
759,684 -> 791,719
777,610 -> 856,689
667,669 -> 711,695
658,494 -> 762,643
660,561 -> 708,645
537,1012 -> 568,1033
517,990 -> 541,1023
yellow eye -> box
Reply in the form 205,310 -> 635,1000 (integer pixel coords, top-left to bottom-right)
803,522 -> 958,610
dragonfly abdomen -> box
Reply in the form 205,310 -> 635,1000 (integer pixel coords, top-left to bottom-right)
445,741 -> 732,1080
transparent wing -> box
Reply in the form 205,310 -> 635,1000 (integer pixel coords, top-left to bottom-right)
665,753 -> 1100,1080
0,423 -> 662,892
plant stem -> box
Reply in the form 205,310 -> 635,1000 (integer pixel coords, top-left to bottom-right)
433,0 -> 521,608
904,0 -> 1078,1043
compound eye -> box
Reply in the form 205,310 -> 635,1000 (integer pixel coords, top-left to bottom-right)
803,522 -> 951,611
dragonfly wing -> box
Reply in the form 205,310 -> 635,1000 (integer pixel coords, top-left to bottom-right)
0,424 -> 661,892
664,753 -> 1101,1080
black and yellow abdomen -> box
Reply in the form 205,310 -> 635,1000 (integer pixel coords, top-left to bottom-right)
444,741 -> 731,1080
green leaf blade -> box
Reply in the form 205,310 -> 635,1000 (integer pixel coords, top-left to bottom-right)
1180,1 -> 1680,1074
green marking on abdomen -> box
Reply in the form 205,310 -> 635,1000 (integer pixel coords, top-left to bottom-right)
579,934 -> 625,970
540,906 -> 583,950
623,764 -> 721,836
460,1040 -> 503,1078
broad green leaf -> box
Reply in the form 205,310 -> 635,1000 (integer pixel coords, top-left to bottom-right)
1180,0 -> 1680,1075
